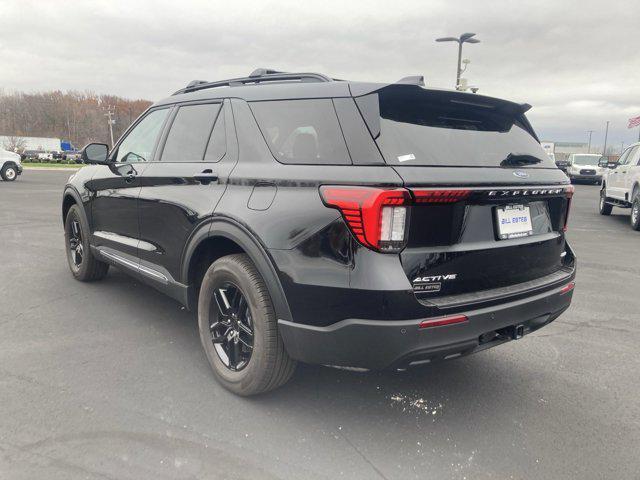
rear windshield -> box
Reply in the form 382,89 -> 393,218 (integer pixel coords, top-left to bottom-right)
356,86 -> 555,168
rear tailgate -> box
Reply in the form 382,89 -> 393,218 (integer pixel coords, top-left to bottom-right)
353,84 -> 574,300
398,180 -> 573,299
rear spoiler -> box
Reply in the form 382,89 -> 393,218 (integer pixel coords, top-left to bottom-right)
348,83 -> 539,142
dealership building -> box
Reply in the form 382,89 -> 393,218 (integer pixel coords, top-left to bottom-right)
541,141 -> 590,161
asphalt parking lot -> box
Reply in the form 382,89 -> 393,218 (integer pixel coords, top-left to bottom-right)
1,170 -> 639,480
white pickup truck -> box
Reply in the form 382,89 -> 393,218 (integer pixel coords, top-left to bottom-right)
599,142 -> 640,230
0,149 -> 23,181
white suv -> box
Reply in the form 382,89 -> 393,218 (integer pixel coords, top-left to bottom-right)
0,149 -> 23,182
599,142 -> 640,230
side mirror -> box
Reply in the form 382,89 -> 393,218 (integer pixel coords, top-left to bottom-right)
598,159 -> 608,167
81,143 -> 109,164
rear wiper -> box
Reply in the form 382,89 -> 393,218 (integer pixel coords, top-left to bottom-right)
500,153 -> 543,167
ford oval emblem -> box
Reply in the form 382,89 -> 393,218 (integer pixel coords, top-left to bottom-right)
513,170 -> 529,179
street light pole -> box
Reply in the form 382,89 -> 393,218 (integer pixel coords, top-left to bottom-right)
436,33 -> 481,90
587,130 -> 594,153
456,41 -> 463,90
602,121 -> 609,157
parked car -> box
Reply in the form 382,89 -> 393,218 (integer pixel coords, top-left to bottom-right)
1,149 -> 23,181
62,69 -> 576,395
37,152 -> 53,161
21,150 -> 40,161
566,153 -> 606,184
62,151 -> 81,163
555,156 -> 570,172
599,142 -> 640,230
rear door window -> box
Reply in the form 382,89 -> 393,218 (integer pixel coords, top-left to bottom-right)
161,103 -> 221,162
356,86 -> 555,168
250,99 -> 351,165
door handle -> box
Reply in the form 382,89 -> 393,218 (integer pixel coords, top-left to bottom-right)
194,170 -> 219,184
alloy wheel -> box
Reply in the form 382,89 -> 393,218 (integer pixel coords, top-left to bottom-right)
210,282 -> 254,371
5,168 -> 16,180
69,219 -> 84,267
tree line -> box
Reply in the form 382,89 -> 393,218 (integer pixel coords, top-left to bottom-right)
0,90 -> 152,150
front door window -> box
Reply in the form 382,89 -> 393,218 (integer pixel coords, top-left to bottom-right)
115,109 -> 170,163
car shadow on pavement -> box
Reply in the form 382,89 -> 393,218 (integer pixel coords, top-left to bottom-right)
100,267 -> 533,417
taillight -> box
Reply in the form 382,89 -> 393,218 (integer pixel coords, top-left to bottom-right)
563,185 -> 575,232
319,186 -> 411,252
412,189 -> 471,203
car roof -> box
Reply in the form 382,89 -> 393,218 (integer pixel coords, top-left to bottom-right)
152,69 -> 529,113
155,79 -> 353,106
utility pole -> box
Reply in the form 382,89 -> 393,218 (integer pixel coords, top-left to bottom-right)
602,121 -> 609,157
587,130 -> 594,153
104,106 -> 116,147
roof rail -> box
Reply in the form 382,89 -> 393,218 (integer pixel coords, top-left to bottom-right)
173,69 -> 333,95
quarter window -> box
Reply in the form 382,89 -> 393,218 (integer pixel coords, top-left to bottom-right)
115,108 -> 169,163
161,103 -> 222,162
250,99 -> 351,165
204,110 -> 227,162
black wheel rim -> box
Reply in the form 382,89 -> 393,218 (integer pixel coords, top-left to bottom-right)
69,219 -> 84,267
210,282 -> 254,371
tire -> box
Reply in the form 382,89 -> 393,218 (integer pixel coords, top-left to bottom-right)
198,254 -> 296,396
599,188 -> 613,216
1,164 -> 17,181
64,205 -> 109,281
631,196 -> 640,231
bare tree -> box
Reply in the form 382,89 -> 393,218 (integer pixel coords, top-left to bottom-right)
2,135 -> 27,153
0,90 -> 151,148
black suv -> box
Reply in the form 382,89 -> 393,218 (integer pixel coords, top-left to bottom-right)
62,69 -> 576,395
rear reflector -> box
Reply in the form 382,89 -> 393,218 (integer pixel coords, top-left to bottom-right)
419,314 -> 468,329
560,281 -> 575,295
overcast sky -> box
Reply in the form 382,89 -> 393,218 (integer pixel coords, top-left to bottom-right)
1,0 -> 639,150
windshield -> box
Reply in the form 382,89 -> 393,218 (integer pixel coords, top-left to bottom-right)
572,154 -> 603,165
356,86 -> 555,168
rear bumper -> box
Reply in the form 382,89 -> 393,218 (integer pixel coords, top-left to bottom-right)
279,279 -> 574,370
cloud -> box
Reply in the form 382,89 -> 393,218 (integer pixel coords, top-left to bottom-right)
1,0 -> 638,148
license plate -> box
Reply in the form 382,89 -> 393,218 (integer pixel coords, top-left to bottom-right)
495,204 -> 533,239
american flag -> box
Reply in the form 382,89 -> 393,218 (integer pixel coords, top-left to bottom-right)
629,115 -> 640,129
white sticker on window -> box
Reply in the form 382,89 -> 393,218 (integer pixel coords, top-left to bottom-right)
397,154 -> 416,163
